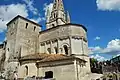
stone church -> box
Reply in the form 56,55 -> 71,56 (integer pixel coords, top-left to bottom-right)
0,0 -> 103,80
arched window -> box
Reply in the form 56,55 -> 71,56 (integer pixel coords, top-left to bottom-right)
60,48 -> 63,53
54,13 -> 56,18
34,26 -> 36,31
25,23 -> 28,29
52,24 -> 55,27
25,66 -> 28,76
63,45 -> 68,55
8,48 -> 9,51
47,48 -> 51,54
54,47 -> 58,54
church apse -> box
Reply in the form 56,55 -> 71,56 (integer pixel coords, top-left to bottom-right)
39,24 -> 88,56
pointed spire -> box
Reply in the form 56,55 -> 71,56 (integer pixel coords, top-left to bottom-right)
66,11 -> 71,23
58,0 -> 64,11
46,7 -> 50,23
46,0 -> 67,29
52,0 -> 58,11
52,0 -> 64,11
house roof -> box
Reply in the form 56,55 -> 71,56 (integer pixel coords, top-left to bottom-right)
7,15 -> 42,27
19,53 -> 86,63
39,23 -> 87,34
19,53 -> 48,61
37,54 -> 74,63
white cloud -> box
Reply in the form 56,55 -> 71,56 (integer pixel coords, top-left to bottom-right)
90,54 -> 107,61
94,36 -> 101,40
43,3 -> 53,17
22,0 -> 45,22
0,41 -> 3,44
23,0 -> 38,15
104,39 -> 120,53
96,0 -> 120,11
29,17 -> 45,23
89,46 -> 102,54
0,0 -> 47,32
89,39 -> 120,55
0,4 -> 28,32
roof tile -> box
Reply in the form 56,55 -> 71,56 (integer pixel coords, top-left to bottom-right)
20,53 -> 86,63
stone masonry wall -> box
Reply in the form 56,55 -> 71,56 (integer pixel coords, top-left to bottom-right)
38,64 -> 75,80
16,18 -> 40,57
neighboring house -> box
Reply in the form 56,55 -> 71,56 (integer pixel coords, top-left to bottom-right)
0,0 -> 103,80
111,55 -> 120,72
101,58 -> 120,80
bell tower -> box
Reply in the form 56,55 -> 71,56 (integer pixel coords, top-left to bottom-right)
46,0 -> 70,29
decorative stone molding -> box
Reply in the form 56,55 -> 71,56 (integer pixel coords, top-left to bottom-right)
51,39 -> 57,43
46,40 -> 50,44
59,36 -> 69,41
71,36 -> 87,42
83,38 -> 87,42
8,59 -> 19,62
72,54 -> 89,57
36,60 -> 74,68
